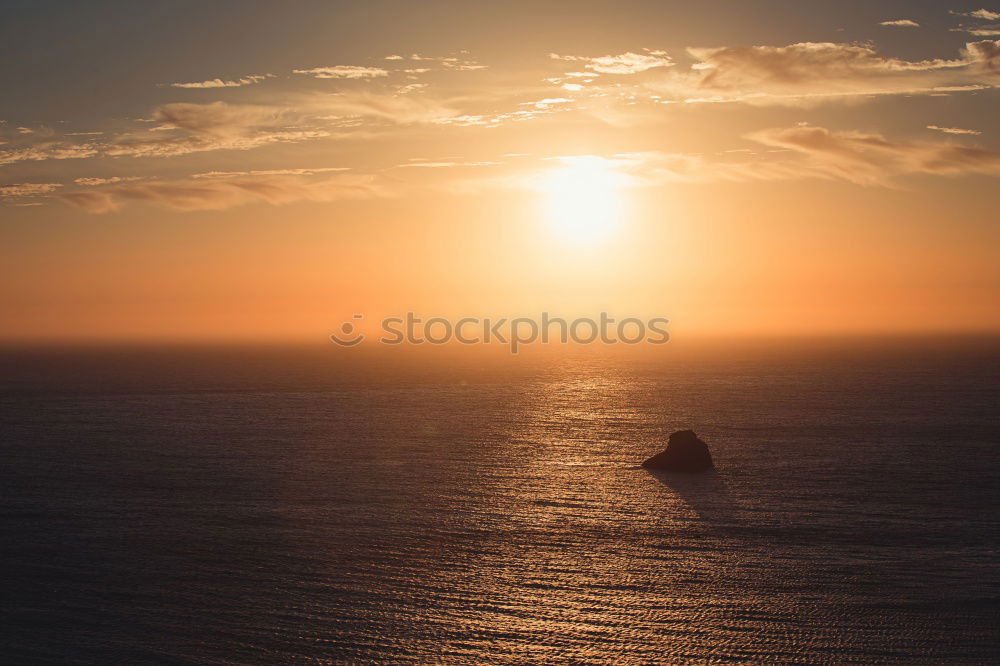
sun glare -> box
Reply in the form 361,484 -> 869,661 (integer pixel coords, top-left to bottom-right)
542,157 -> 624,244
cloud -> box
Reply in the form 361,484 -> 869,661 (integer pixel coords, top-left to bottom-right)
293,65 -> 389,79
747,125 -> 1000,185
880,19 -> 919,27
961,26 -> 1000,36
58,173 -> 383,213
378,53 -> 487,72
317,92 -> 457,124
605,152 -> 752,184
168,74 -> 272,88
395,160 -> 501,168
431,109 -> 550,128
73,176 -> 143,185
0,142 -> 100,166
505,128 -> 1000,190
0,92 -> 452,168
89,101 -> 330,159
950,9 -> 1000,36
551,50 -> 673,74
965,39 -> 1000,67
927,125 -> 982,135
191,167 -> 350,178
657,40 -> 1000,105
396,82 -> 428,94
524,97 -> 573,109
689,41 -> 959,81
151,101 -> 284,136
440,60 -> 487,71
601,151 -> 816,185
0,182 -> 62,197
952,9 -> 1000,20
102,129 -> 330,159
448,151 -> 815,196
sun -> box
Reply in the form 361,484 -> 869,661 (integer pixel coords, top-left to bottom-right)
541,157 -> 624,244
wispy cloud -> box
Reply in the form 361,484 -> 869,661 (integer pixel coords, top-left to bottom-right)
601,151 -> 803,185
495,127 -> 1000,190
523,97 -> 573,109
0,92 -> 458,168
395,159 -> 501,169
747,125 -> 1000,185
960,27 -> 1000,36
952,9 -> 1000,20
383,54 -> 486,70
652,40 -> 1000,105
151,101 -> 284,135
879,19 -> 919,28
59,173 -> 383,213
98,102 -> 328,159
293,65 -> 389,79
0,142 -> 100,166
550,50 -> 673,74
73,176 -> 143,185
0,182 -> 62,197
191,167 -> 349,178
950,9 -> 1000,36
102,129 -> 331,159
316,92 -> 458,124
168,74 -> 273,88
927,125 -> 982,135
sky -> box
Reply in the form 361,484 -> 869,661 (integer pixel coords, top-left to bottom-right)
2,0 -> 999,342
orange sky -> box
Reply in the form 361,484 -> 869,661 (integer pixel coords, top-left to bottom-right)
2,1 -> 999,342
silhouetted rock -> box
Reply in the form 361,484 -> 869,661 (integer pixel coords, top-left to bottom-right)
642,430 -> 714,472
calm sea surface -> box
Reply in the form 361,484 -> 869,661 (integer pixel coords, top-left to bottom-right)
1,339 -> 998,663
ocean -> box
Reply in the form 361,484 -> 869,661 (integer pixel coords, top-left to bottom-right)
2,338 -> 998,663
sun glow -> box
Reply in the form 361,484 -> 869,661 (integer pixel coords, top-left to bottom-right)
542,157 -> 625,244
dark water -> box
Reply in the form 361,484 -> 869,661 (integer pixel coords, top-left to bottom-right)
2,339 -> 998,663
